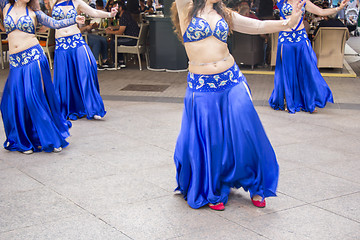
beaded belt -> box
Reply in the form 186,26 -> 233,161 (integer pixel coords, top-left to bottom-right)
187,63 -> 245,92
55,33 -> 86,50
278,29 -> 308,43
9,44 -> 44,69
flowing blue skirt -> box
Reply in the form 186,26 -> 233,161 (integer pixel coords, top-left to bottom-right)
174,64 -> 279,209
0,44 -> 71,152
269,29 -> 333,113
54,33 -> 106,120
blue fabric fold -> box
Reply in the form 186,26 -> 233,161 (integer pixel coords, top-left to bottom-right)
53,33 -> 106,120
1,44 -> 71,152
174,63 -> 279,209
269,29 -> 334,113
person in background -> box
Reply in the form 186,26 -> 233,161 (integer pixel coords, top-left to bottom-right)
313,12 -> 346,36
126,0 -> 140,22
80,0 -> 111,70
239,0 -> 258,18
139,0 -> 146,12
333,0 -> 346,21
106,0 -> 139,68
105,0 -> 115,12
144,0 -> 155,13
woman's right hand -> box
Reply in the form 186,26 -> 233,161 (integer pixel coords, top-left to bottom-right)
287,0 -> 306,29
76,16 -> 85,25
110,6 -> 118,17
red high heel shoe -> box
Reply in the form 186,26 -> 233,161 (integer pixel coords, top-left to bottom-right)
208,202 -> 225,211
251,198 -> 266,208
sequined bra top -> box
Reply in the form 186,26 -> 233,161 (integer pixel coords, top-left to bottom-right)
4,5 -> 35,34
277,0 -> 306,31
183,17 -> 229,43
279,1 -> 306,17
52,0 -> 77,20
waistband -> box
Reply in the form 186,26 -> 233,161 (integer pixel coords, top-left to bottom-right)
55,33 -> 86,50
9,44 -> 44,69
187,63 -> 244,92
278,29 -> 308,43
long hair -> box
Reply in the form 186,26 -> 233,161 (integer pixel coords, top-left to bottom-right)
8,0 -> 40,10
171,0 -> 233,42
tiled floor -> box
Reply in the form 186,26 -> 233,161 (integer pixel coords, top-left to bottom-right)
0,36 -> 359,239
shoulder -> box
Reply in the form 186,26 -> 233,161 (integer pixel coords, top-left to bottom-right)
3,3 -> 10,13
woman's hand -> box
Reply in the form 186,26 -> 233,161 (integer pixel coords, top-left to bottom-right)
338,0 -> 350,10
76,16 -> 85,25
110,7 -> 118,17
287,0 -> 306,29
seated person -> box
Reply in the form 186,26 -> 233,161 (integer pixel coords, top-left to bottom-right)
144,0 -> 155,14
139,0 -> 147,12
80,22 -> 111,70
105,0 -> 115,12
106,0 -> 140,68
313,13 -> 346,36
238,0 -> 258,19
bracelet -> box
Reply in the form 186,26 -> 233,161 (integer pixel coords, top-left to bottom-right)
336,7 -> 339,12
282,18 -> 290,26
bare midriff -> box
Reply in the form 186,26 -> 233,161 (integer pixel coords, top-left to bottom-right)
185,36 -> 235,75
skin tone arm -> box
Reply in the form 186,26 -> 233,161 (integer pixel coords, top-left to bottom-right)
231,0 -> 306,34
76,0 -> 118,18
105,25 -> 125,35
305,0 -> 349,16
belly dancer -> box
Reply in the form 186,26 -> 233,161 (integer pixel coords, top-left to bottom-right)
0,0 -> 84,153
269,0 -> 349,114
171,0 -> 304,210
49,0 -> 117,120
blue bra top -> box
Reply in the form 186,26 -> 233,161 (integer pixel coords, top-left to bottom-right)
52,0 -> 77,20
183,17 -> 229,43
277,0 -> 306,31
4,5 -> 35,34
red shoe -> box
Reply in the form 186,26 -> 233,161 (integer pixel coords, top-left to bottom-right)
208,202 -> 225,211
251,198 -> 266,208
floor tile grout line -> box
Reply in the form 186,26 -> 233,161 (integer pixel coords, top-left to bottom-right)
309,191 -> 360,205
15,168 -> 134,239
45,186 -> 134,239
208,210 -> 273,240
310,203 -> 360,224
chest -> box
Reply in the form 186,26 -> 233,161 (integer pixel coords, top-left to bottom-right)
52,2 -> 77,20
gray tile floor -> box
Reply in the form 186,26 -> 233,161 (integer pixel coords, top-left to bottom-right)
0,36 -> 359,239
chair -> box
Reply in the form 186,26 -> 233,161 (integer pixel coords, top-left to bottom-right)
82,33 -> 88,44
312,27 -> 349,69
0,32 -> 9,69
36,29 -> 55,69
230,31 -> 264,70
114,23 -> 149,70
270,32 -> 279,68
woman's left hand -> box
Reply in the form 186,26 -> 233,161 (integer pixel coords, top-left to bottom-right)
110,7 -> 118,17
76,16 -> 85,25
339,0 -> 350,10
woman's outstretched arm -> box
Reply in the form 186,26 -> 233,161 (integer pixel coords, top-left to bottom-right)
77,0 -> 117,18
305,0 -> 349,16
35,10 -> 85,29
232,0 -> 305,34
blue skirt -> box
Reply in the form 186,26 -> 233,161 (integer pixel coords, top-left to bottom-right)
269,29 -> 334,113
0,44 -> 71,152
174,64 -> 279,209
54,33 -> 106,120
